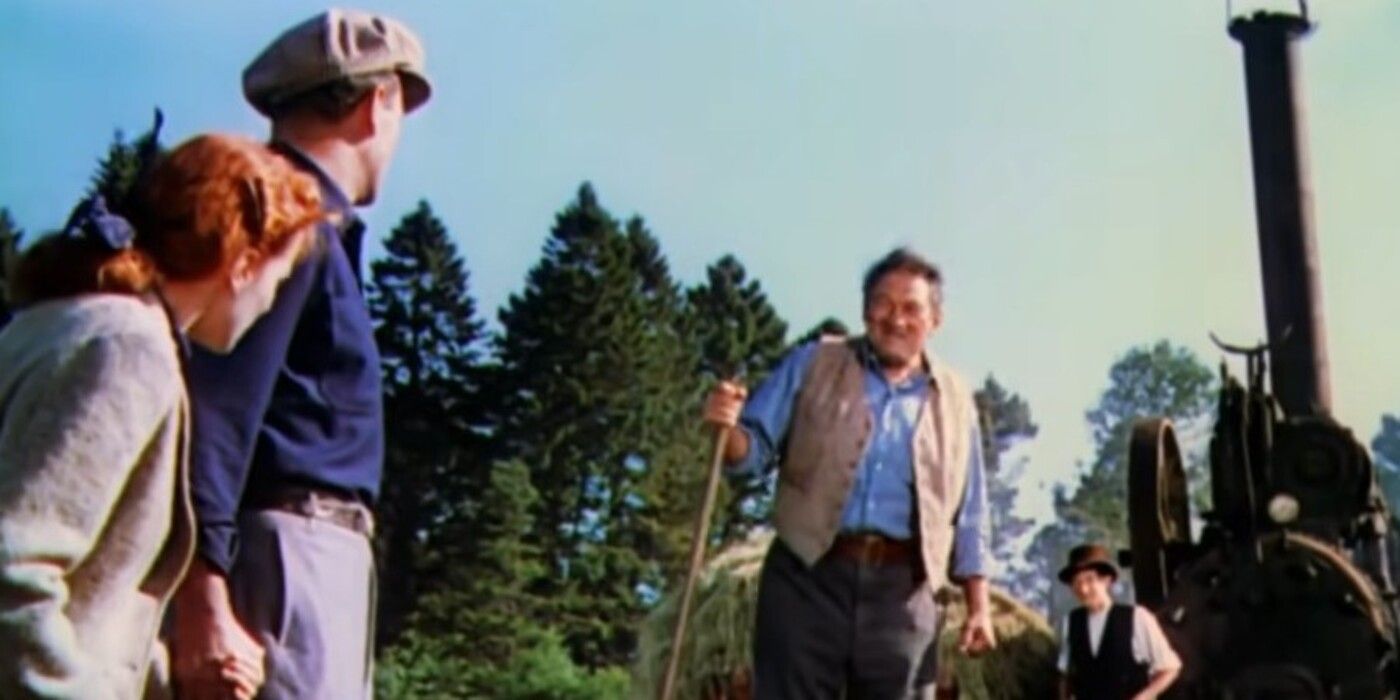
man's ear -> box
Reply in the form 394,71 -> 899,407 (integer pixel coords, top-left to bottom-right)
228,248 -> 263,292
364,81 -> 399,135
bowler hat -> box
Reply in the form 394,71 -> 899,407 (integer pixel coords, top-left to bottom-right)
1058,543 -> 1119,584
243,8 -> 431,117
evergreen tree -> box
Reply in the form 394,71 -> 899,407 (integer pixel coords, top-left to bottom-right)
377,464 -> 630,698
794,316 -> 850,346
0,208 -> 23,329
1066,340 -> 1214,545
1025,340 -> 1214,620
973,375 -> 1039,598
89,113 -> 164,215
489,183 -> 702,667
366,201 -> 487,645
684,254 -> 789,543
1373,415 -> 1400,512
686,254 -> 788,384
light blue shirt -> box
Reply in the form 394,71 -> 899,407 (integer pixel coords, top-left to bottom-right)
731,340 -> 990,579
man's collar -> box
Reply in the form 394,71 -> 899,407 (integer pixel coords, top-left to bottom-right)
852,335 -> 940,389
270,142 -> 360,234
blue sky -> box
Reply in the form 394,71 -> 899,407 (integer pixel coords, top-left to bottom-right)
2,0 -> 1396,527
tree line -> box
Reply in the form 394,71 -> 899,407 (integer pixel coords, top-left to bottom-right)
3,125 -> 1400,698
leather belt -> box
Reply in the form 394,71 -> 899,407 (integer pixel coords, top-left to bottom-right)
827,533 -> 919,567
250,487 -> 375,537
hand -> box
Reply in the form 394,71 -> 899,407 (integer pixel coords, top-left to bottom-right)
958,608 -> 996,657
702,380 -> 747,429
170,562 -> 266,700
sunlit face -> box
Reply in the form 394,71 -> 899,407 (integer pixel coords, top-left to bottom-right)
187,228 -> 312,352
863,269 -> 941,370
1069,569 -> 1115,612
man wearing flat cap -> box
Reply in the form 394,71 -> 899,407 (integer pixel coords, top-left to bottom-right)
170,8 -> 431,699
1057,544 -> 1182,700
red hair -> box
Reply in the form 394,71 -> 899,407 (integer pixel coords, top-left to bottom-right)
10,134 -> 322,306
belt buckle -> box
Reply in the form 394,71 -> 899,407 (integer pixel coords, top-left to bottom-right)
306,492 -> 338,520
859,534 -> 884,564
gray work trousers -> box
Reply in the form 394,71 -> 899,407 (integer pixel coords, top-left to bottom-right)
754,539 -> 941,699
228,509 -> 375,700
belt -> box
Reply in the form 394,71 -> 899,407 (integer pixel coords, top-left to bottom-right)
827,533 -> 919,567
250,487 -> 375,537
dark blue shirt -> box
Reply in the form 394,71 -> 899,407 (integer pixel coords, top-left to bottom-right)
186,145 -> 384,574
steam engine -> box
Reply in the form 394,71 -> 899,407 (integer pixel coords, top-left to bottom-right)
1125,6 -> 1400,698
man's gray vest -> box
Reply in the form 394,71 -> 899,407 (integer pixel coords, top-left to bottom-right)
772,338 -> 977,589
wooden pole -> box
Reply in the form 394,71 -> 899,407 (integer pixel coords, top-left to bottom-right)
658,427 -> 731,700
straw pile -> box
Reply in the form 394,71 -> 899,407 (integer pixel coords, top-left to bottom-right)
633,530 -> 1058,699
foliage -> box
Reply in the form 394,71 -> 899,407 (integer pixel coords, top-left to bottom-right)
89,112 -> 164,216
1024,340 -> 1215,620
368,200 -> 489,644
793,316 -> 849,346
684,254 -> 789,544
378,629 -> 630,700
0,208 -> 22,329
1373,414 -> 1400,513
973,375 -> 1040,601
488,183 -> 705,666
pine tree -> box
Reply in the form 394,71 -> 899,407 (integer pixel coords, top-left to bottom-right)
0,208 -> 23,329
489,183 -> 702,667
89,114 -> 164,215
376,461 -> 632,699
366,200 -> 487,645
794,316 -> 850,346
973,375 -> 1040,599
405,460 -> 549,664
684,254 -> 789,543
1373,415 -> 1400,512
1025,340 -> 1214,619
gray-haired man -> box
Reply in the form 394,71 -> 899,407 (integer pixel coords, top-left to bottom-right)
703,248 -> 997,698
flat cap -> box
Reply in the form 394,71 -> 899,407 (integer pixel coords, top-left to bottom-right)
243,8 -> 431,117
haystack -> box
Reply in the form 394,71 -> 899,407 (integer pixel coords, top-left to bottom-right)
633,530 -> 1058,699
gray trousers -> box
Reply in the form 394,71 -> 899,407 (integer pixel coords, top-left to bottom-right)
754,539 -> 940,699
228,509 -> 375,700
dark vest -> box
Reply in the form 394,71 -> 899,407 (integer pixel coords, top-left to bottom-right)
1068,604 -> 1151,700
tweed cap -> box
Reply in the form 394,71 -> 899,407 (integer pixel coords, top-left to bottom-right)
243,8 -> 431,117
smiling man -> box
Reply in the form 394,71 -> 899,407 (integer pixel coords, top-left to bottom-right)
702,247 -> 995,698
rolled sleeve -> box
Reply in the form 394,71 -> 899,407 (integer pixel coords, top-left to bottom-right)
1133,606 -> 1183,672
951,419 -> 991,580
724,342 -> 818,479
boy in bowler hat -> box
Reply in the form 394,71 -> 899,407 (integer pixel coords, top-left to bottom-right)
1057,543 -> 1182,700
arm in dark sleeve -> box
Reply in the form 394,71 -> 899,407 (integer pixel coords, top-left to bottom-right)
185,251 -> 320,573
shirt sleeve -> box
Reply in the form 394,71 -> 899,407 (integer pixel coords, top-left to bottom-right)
726,342 -> 819,478
1133,606 -> 1183,672
185,250 -> 319,573
950,416 -> 991,580
1056,616 -> 1071,672
0,334 -> 177,699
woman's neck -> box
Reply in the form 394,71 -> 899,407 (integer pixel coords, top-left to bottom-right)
151,279 -> 213,333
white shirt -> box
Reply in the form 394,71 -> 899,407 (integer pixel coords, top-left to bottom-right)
1056,605 -> 1183,674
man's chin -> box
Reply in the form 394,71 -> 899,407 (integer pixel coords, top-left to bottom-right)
871,343 -> 918,368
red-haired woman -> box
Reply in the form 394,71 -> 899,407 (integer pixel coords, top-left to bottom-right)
0,134 -> 320,700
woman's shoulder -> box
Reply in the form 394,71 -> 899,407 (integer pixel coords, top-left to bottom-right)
1,295 -> 181,400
